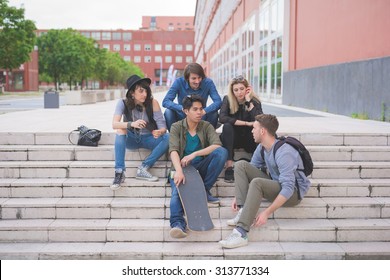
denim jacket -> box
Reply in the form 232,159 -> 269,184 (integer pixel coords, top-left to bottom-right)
169,119 -> 222,159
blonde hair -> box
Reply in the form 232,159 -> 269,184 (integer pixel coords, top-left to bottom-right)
227,76 -> 260,114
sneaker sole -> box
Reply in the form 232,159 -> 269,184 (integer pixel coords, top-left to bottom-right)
207,200 -> 220,204
110,184 -> 122,191
170,228 -> 187,238
219,239 -> 248,249
226,220 -> 237,226
135,176 -> 159,182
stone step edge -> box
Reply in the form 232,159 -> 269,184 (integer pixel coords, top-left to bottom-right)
1,218 -> 389,230
1,145 -> 390,150
1,132 -> 389,146
2,177 -> 390,187
1,241 -> 389,260
1,196 -> 389,207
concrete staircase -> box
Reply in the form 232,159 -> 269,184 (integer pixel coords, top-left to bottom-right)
0,132 -> 390,260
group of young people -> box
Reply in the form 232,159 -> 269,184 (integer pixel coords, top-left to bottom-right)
110,63 -> 311,249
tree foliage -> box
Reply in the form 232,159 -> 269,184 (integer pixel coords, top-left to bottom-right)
37,29 -> 98,90
38,28 -> 144,90
0,0 -> 36,71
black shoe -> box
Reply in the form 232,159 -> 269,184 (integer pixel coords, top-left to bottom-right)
224,167 -> 234,183
110,171 -> 125,190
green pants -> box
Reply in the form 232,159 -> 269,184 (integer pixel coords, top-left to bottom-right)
234,160 -> 301,232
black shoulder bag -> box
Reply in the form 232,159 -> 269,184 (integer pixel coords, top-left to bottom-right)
68,125 -> 102,147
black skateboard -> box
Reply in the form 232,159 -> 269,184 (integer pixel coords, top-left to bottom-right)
174,165 -> 214,231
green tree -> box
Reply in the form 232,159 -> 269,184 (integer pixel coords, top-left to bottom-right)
100,50 -> 143,87
0,0 -> 36,91
37,29 -> 98,90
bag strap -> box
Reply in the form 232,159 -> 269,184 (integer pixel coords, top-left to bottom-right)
68,129 -> 79,145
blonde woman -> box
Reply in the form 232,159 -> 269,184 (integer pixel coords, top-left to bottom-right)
219,75 -> 263,183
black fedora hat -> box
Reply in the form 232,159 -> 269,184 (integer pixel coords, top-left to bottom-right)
126,75 -> 151,90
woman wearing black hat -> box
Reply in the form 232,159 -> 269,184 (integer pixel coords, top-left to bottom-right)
110,75 -> 169,190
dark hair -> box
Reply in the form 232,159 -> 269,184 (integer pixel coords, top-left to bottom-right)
182,94 -> 205,110
183,63 -> 206,82
125,80 -> 153,109
255,114 -> 279,136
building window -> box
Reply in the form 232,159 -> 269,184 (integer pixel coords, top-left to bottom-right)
124,44 -> 131,51
91,32 -> 101,40
134,56 -> 141,63
165,56 -> 172,63
113,44 -> 120,51
175,56 -> 183,63
186,56 -> 193,63
102,32 -> 111,40
175,44 -> 183,51
144,44 -> 151,51
134,44 -> 141,51
81,32 -> 90,38
144,56 -> 152,63
102,44 -> 110,50
112,32 -> 121,40
123,32 -> 132,41
155,44 -> 162,51
165,44 -> 172,51
124,56 -> 131,62
155,56 -> 162,63
186,44 -> 193,51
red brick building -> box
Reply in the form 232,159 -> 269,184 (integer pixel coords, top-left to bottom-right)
76,16 -> 195,86
3,16 -> 194,92
0,49 -> 39,92
195,0 -> 390,120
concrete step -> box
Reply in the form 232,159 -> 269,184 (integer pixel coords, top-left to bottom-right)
0,197 -> 388,220
0,145 -> 169,161
0,218 -> 389,243
1,132 -> 389,146
2,145 -> 390,161
311,161 -> 390,179
0,178 -> 168,198
1,178 -> 390,199
216,178 -> 390,198
0,160 -> 170,179
0,241 -> 389,260
1,160 -> 390,179
3,162 -> 390,179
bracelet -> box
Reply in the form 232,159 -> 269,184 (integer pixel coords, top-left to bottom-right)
127,121 -> 132,129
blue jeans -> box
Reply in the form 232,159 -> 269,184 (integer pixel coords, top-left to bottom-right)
169,147 -> 228,229
114,130 -> 169,171
164,109 -> 219,130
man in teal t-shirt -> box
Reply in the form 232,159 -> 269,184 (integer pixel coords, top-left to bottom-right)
168,94 -> 227,238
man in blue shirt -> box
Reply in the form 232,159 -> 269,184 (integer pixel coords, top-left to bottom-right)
219,114 -> 311,249
162,63 -> 222,130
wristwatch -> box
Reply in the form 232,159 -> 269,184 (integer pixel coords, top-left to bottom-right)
245,101 -> 251,107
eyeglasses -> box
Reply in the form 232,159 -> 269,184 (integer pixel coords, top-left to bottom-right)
232,75 -> 245,82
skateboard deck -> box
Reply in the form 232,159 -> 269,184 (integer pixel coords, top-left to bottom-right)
175,165 -> 214,231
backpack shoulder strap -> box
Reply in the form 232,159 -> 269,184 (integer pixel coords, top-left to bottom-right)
273,136 -> 286,158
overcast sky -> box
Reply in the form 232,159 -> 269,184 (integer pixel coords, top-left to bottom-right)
7,0 -> 197,30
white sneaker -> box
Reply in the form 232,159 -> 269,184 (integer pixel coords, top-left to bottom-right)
219,228 -> 248,249
226,208 -> 243,226
169,227 -> 188,238
136,166 -> 158,182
